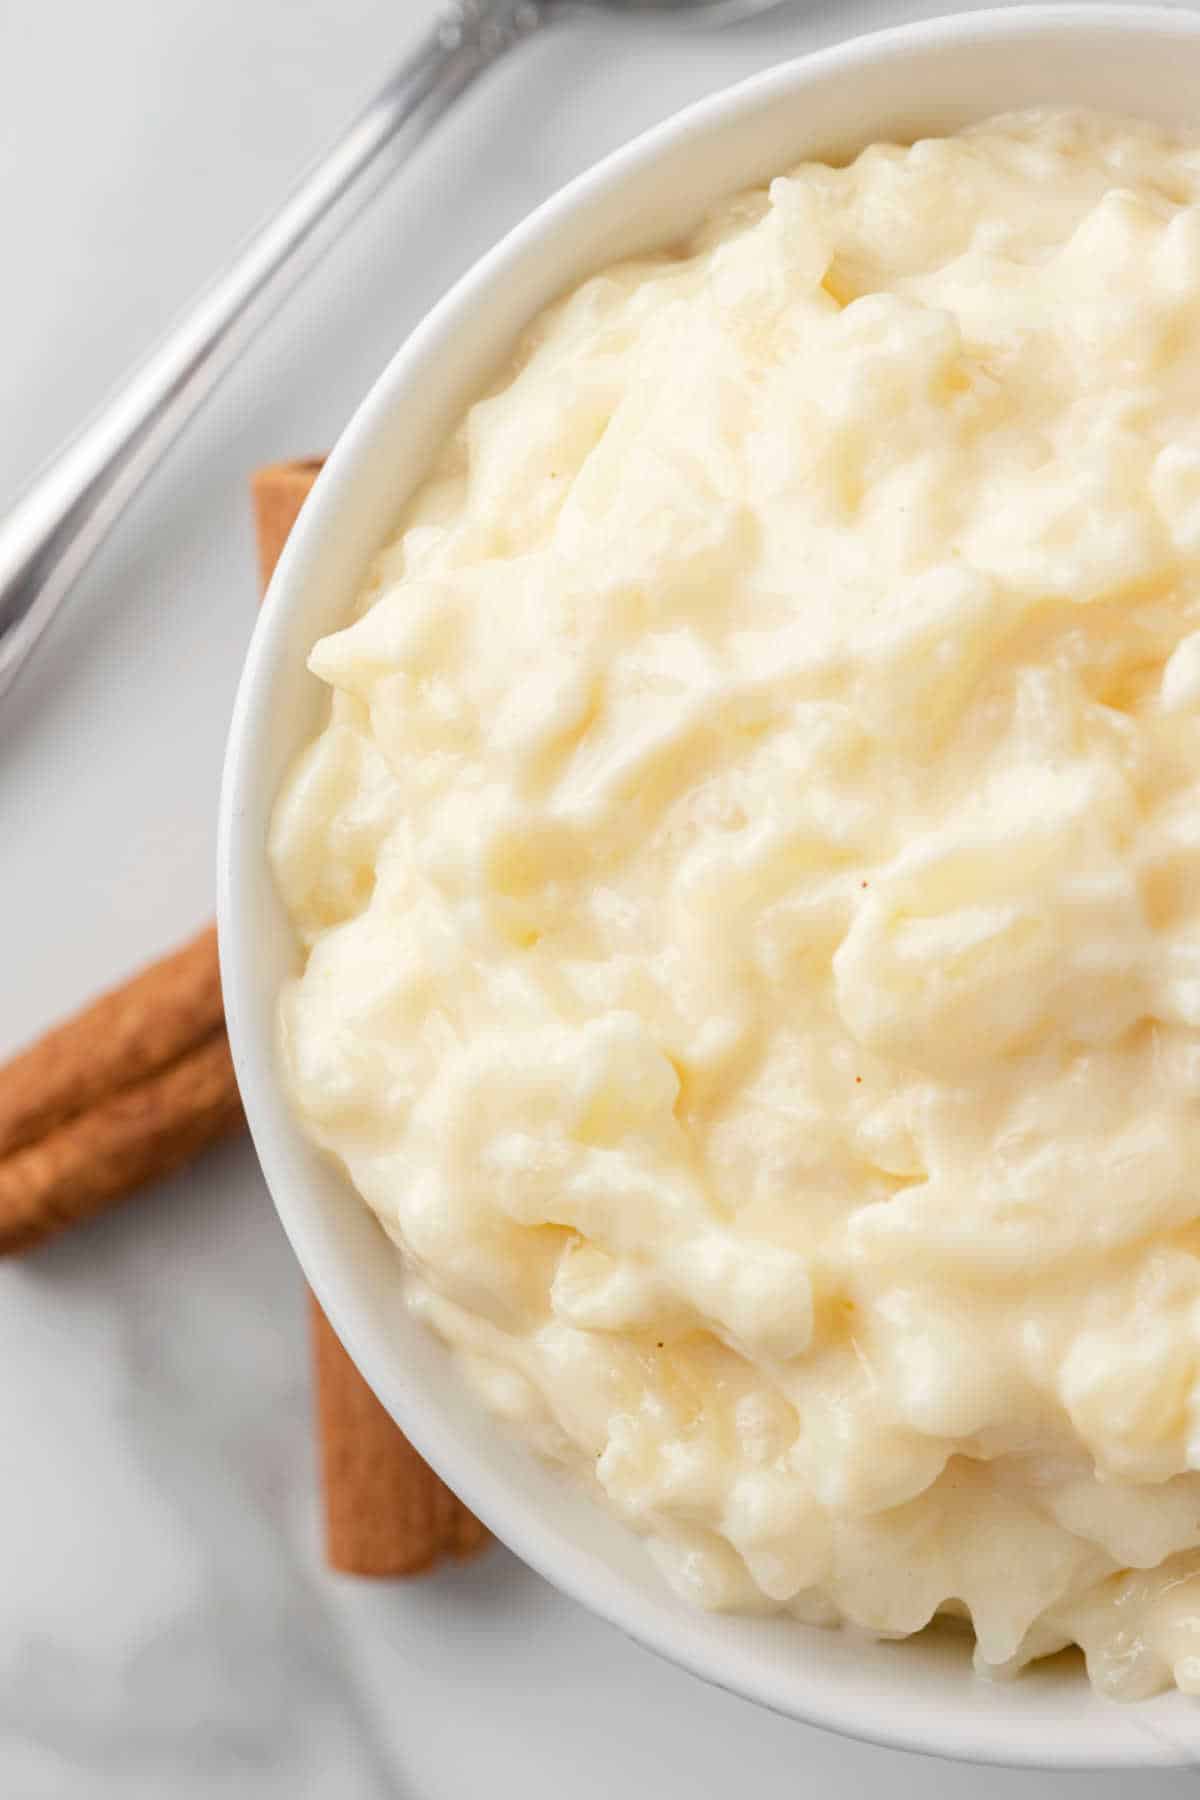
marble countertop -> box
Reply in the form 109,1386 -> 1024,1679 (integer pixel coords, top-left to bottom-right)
3,2 -> 1200,1793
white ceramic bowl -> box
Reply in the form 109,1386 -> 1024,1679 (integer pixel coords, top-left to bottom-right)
219,8 -> 1200,1768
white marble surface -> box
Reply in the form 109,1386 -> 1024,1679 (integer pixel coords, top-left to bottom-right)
4,1 -> 1200,1793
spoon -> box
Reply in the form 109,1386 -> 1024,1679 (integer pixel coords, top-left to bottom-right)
0,0 -> 785,701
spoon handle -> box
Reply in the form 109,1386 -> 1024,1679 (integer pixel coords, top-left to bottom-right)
0,0 -> 544,701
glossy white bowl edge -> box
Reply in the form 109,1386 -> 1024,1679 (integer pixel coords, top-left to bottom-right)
219,8 -> 1200,1768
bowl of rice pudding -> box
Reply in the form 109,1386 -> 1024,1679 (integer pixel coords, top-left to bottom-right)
220,7 -> 1200,1766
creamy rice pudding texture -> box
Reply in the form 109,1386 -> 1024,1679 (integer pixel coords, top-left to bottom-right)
271,111 -> 1200,1698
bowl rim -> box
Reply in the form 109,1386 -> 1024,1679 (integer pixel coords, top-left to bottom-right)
219,6 -> 1200,1769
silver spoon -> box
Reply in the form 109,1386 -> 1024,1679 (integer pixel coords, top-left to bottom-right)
0,0 -> 785,701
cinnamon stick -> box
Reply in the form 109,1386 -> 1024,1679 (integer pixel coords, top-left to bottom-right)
310,1295 -> 490,1573
0,926 -> 226,1161
0,1029 -> 241,1255
252,458 -> 489,1578
250,457 -> 325,595
0,457 -> 487,1575
0,466 -> 329,1260
0,930 -> 241,1255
